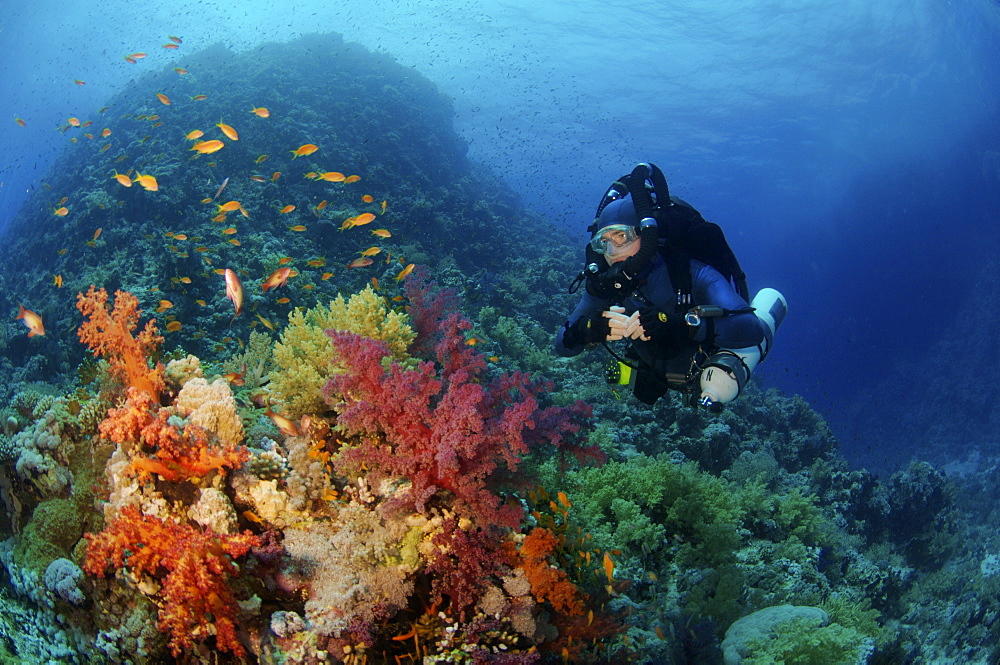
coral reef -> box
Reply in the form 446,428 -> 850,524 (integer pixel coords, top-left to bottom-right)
270,285 -> 416,418
83,505 -> 262,657
0,29 -> 996,665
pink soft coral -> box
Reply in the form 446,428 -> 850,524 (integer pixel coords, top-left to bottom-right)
324,311 -> 598,528
77,286 -> 165,400
83,505 -> 262,657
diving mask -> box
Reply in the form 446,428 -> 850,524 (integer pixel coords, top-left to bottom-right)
589,224 -> 638,255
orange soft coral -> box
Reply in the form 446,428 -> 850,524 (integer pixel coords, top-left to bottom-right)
77,286 -> 165,400
83,505 -> 262,657
99,388 -> 248,482
514,527 -> 586,616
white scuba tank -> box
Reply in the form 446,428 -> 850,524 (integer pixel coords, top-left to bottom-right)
697,288 -> 788,408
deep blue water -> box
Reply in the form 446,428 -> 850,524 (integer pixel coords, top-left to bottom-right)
1,0 -> 998,475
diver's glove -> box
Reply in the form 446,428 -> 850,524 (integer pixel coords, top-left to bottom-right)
635,306 -> 690,346
562,312 -> 611,348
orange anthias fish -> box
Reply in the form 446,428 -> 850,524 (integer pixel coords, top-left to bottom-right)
351,212 -> 377,227
261,267 -> 292,293
217,200 -> 242,212
603,552 -> 615,584
217,121 -> 238,141
361,194 -> 374,203
318,171 -> 344,182
16,304 -> 45,337
343,175 -> 361,184
185,129 -> 204,140
134,173 -> 158,191
191,139 -> 224,154
165,321 -> 182,332
371,228 -> 391,238
290,144 -> 318,158
174,67 -> 188,74
53,206 -> 69,217
265,406 -> 299,437
279,204 -> 295,214
395,263 -> 415,281
359,246 -> 381,257
223,268 -> 244,318
156,93 -> 171,105
251,106 -> 270,118
347,257 -> 374,269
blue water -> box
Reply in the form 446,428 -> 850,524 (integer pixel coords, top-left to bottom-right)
1,0 -> 998,475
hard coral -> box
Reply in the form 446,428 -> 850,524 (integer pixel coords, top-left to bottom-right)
83,505 -> 262,658
76,286 -> 165,400
324,312 -> 597,529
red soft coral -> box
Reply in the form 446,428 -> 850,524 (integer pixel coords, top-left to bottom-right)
425,516 -> 503,618
83,505 -> 262,657
100,388 -> 248,482
324,311 -> 598,529
77,286 -> 165,400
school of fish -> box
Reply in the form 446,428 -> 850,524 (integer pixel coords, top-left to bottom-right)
14,32 -> 417,345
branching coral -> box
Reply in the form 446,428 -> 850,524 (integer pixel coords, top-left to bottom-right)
83,505 -> 262,657
99,388 -> 247,482
270,285 -> 416,418
324,311 -> 597,529
76,286 -> 165,400
425,516 -> 504,618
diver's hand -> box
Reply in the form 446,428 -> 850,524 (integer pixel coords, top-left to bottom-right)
562,311 -> 611,348
605,306 -> 641,341
635,306 -> 689,345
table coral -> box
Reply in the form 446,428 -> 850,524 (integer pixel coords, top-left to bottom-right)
83,505 -> 262,657
76,286 -> 165,400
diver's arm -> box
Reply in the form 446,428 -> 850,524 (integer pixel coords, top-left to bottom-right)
691,261 -> 766,348
555,292 -> 613,356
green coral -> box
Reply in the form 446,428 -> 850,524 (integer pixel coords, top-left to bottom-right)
12,498 -> 84,575
219,330 -> 274,390
270,286 -> 416,417
743,615 -> 872,664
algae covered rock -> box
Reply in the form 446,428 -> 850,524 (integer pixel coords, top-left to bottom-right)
722,604 -> 828,665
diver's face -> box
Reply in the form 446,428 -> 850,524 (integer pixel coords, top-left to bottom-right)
603,233 -> 640,265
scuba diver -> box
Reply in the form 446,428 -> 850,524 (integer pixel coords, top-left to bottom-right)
556,163 -> 787,410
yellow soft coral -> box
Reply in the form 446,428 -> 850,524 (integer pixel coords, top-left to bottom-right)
270,286 -> 415,417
